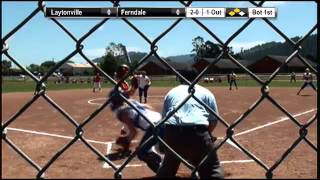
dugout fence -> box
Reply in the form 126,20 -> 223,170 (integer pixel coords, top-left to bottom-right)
1,1 -> 318,179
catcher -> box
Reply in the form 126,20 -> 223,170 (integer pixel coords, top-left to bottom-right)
108,64 -> 163,173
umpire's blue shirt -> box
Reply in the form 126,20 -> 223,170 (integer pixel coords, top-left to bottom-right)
162,84 -> 219,126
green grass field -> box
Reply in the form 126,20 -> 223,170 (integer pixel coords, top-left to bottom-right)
2,79 -> 315,93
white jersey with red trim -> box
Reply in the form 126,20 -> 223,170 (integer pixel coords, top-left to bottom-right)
303,72 -> 313,83
230,73 -> 237,81
138,75 -> 151,89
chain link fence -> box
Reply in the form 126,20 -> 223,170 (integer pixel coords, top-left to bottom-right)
1,1 -> 318,179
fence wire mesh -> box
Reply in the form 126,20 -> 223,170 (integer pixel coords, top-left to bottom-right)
1,1 -> 318,179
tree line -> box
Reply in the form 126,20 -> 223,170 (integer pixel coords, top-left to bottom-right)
1,59 -> 78,76
189,34 -> 317,62
236,34 -> 317,61
2,34 -> 316,76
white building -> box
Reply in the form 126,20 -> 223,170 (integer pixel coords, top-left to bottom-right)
59,62 -> 95,75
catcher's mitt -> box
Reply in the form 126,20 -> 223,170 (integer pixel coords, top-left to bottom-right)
130,76 -> 139,90
115,136 -> 131,152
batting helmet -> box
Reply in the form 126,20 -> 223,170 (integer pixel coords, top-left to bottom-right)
116,64 -> 130,79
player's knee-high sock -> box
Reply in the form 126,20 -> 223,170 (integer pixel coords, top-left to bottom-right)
310,83 -> 317,91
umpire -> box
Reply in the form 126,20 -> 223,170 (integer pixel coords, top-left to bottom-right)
157,70 -> 224,178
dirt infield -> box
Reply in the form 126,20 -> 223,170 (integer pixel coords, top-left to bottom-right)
2,87 -> 317,178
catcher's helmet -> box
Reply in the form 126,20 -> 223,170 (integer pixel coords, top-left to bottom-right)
116,64 -> 130,78
305,68 -> 310,72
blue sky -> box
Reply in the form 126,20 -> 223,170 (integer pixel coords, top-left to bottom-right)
2,1 -> 317,66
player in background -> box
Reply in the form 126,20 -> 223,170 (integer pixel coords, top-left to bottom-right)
290,71 -> 296,83
138,71 -> 151,104
297,68 -> 317,95
92,72 -> 102,93
229,71 -> 238,90
38,72 -> 42,80
227,73 -> 230,84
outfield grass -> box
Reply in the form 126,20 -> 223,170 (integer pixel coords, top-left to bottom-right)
2,79 -> 315,93
2,80 -> 109,93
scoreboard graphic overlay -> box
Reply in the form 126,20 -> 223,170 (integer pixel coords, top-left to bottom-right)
45,7 -> 277,18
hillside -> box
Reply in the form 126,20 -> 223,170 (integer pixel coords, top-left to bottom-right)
92,51 -> 195,70
237,34 -> 317,61
92,34 -> 317,70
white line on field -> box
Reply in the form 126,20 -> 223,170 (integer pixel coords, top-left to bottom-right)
4,108 -> 316,169
226,139 -> 241,151
102,163 -> 110,169
221,159 -> 254,164
5,127 -> 110,145
5,127 -> 140,145
4,126 -> 249,168
87,96 -> 164,106
88,98 -> 105,106
226,108 -> 317,154
103,163 -> 144,169
102,142 -> 114,169
102,159 -> 255,169
5,108 -> 316,147
106,142 -> 112,154
234,108 -> 316,137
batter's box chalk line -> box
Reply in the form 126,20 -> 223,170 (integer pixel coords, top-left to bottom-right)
102,159 -> 256,169
4,109 -> 316,169
88,96 -> 164,106
101,137 -> 253,169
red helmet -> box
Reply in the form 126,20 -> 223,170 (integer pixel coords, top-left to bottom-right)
116,64 -> 130,78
